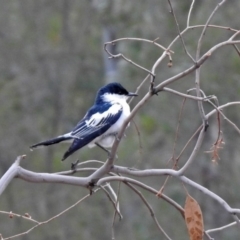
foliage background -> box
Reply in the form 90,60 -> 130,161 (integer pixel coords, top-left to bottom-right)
0,0 -> 240,239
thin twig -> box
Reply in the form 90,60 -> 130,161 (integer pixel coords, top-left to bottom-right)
157,97 -> 187,196
195,0 -> 226,127
206,221 -> 237,234
197,0 -> 227,59
229,30 -> 240,40
172,97 -> 186,161
100,185 -> 123,220
128,74 -> 150,104
163,87 -> 211,101
167,0 -> 195,62
98,173 -> 240,226
0,211 -> 39,224
111,181 -> 122,240
187,0 -> 195,27
2,189 -> 100,240
105,51 -> 155,77
132,120 -> 143,160
177,126 -> 205,175
233,44 -> 240,56
176,126 -> 202,162
105,37 -> 174,53
98,174 -> 185,217
206,98 -> 240,135
125,182 -> 172,240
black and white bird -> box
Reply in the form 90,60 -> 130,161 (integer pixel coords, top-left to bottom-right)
30,82 -> 137,161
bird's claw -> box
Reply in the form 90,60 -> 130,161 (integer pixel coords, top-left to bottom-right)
71,159 -> 80,172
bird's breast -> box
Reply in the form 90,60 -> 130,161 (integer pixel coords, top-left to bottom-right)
109,102 -> 130,132
88,101 -> 131,149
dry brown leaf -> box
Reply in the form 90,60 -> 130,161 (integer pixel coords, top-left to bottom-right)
184,194 -> 204,240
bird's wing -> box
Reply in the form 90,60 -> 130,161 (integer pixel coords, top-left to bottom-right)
62,103 -> 123,160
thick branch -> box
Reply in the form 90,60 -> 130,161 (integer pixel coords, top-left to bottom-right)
0,156 -> 23,195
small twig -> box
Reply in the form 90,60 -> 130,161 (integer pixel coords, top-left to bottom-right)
206,221 -> 237,234
154,40 -> 240,93
199,90 -> 222,155
167,0 -> 195,62
99,172 -> 240,226
105,50 -> 155,77
221,113 -> 240,135
111,181 -> 122,240
233,44 -> 240,56
197,0 -> 227,59
132,120 -> 143,160
205,96 -> 240,135
176,126 -> 202,162
54,167 -> 98,175
0,211 -> 39,224
2,189 -> 100,240
104,40 -> 157,77
128,74 -> 150,104
194,0 -> 227,124
176,126 -> 206,175
105,37 -> 174,53
187,0 -> 196,27
157,97 -> 187,196
100,185 -> 123,221
125,182 -> 172,240
98,173 -> 185,217
204,231 -> 214,240
171,97 -> 186,161
163,87 -> 210,101
75,160 -> 105,167
169,24 -> 239,52
229,30 -> 240,41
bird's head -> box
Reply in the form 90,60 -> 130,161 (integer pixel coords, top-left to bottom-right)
96,82 -> 138,104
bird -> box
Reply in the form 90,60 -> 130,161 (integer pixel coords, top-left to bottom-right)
30,82 -> 137,161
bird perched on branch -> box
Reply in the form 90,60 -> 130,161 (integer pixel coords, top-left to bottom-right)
30,82 -> 137,161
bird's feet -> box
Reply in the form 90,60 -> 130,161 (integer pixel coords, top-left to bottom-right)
71,159 -> 80,173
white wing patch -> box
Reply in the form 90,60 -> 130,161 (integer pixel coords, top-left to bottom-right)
71,104 -> 123,139
86,104 -> 122,127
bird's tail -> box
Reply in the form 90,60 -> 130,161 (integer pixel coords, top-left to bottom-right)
30,135 -> 72,150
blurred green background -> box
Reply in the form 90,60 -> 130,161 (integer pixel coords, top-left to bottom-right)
0,0 -> 240,239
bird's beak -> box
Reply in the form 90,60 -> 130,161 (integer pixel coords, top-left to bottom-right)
127,92 -> 138,97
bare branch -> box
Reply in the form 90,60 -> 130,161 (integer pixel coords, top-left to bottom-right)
99,172 -> 185,216
125,183 -> 172,240
0,156 -> 24,195
105,37 -> 174,53
163,87 -> 213,101
233,44 -> 240,56
99,171 -> 240,225
196,0 -> 227,60
100,184 -> 123,220
187,0 -> 195,27
155,39 -> 240,92
195,0 -> 226,126
106,51 -> 155,77
229,30 -> 240,41
177,126 -> 206,175
0,211 -> 39,224
176,126 -> 202,162
167,0 -> 195,62
128,74 -> 150,104
206,221 -> 237,234
2,190 -> 100,240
